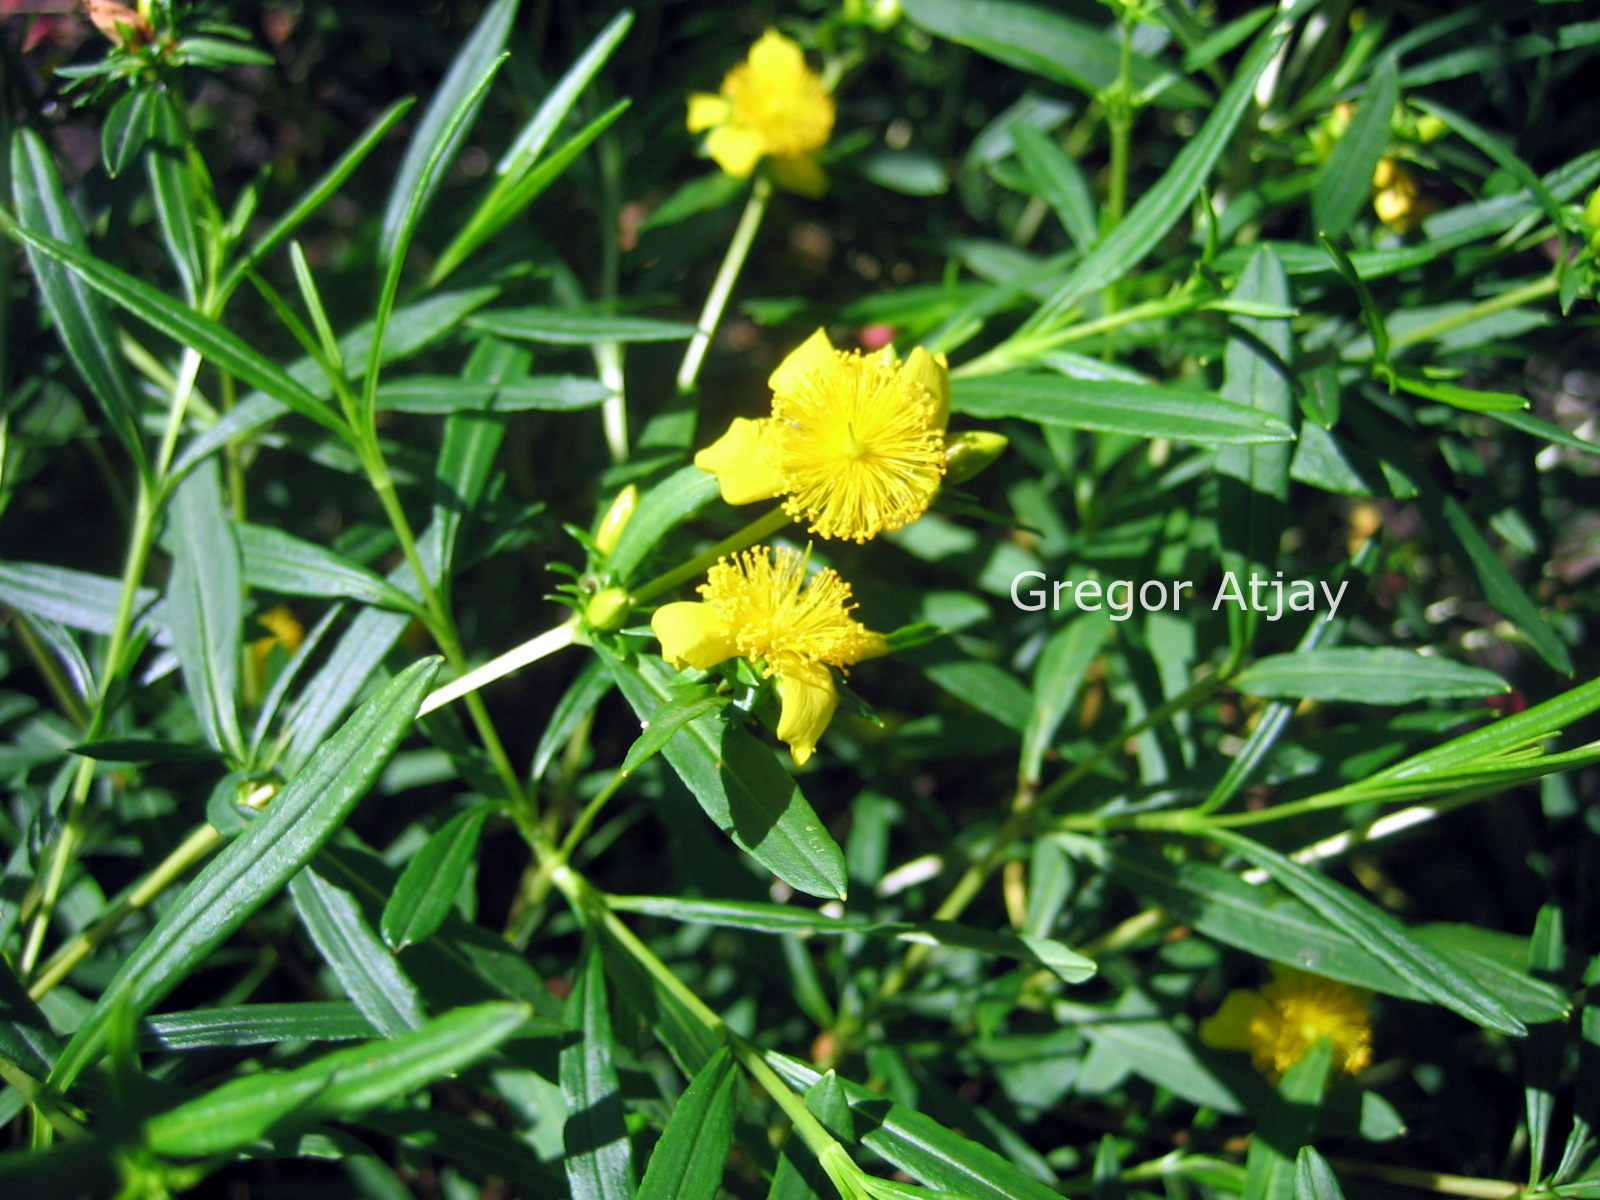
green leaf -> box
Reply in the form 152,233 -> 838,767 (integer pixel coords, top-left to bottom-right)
71,738 -> 219,764
621,691 -> 732,777
223,97 -> 414,294
0,562 -> 160,640
9,128 -> 147,471
637,1046 -> 740,1200
238,523 -> 420,613
901,0 -> 1208,108
290,866 -> 427,1036
919,655 -> 1033,731
953,375 -> 1295,444
101,87 -> 159,178
561,945 -> 637,1200
532,658 -> 614,781
381,805 -> 493,951
1021,613 -> 1111,786
1390,372 -> 1527,412
140,1002 -> 379,1051
1209,830 -> 1526,1036
1525,905 -> 1565,1184
376,374 -> 611,413
605,896 -> 1094,983
468,307 -> 698,344
423,361 -> 508,579
1080,1015 -> 1251,1112
1311,58 -> 1398,240
770,1053 -> 1067,1200
378,0 -> 518,263
145,1001 -> 529,1157
0,955 -> 59,1079
500,10 -> 633,175
1022,9 -> 1295,330
599,651 -> 849,901
146,94 -> 204,304
166,461 -> 245,759
607,466 -> 721,583
1294,1148 -> 1347,1200
1217,246 -> 1295,657
1106,848 -> 1567,1023
1235,648 -> 1509,704
48,657 -> 441,1089
1244,1041 -> 1332,1200
640,171 -> 745,232
2,216 -> 345,437
430,97 -> 630,286
1011,124 -> 1099,253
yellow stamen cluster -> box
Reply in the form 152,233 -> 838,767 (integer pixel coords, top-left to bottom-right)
1200,965 -> 1374,1081
651,545 -> 884,764
694,328 -> 950,544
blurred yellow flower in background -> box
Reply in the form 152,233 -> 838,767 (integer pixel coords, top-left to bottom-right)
695,328 -> 949,543
1200,965 -> 1373,1080
1372,157 -> 1437,233
651,545 -> 885,764
687,29 -> 834,195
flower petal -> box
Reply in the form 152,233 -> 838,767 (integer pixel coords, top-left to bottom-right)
1198,990 -> 1266,1051
687,93 -> 731,133
695,417 -> 786,505
774,664 -> 838,766
652,602 -> 738,671
904,346 -> 951,428
706,124 -> 766,178
768,153 -> 828,197
769,327 -> 837,394
747,28 -> 806,80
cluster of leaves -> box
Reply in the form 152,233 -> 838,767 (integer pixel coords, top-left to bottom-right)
1,0 -> 1599,1198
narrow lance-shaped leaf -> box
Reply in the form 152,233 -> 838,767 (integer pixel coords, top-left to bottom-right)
1209,830 -> 1526,1036
166,460 -> 244,759
8,129 -> 147,473
381,804 -> 493,951
637,1046 -> 741,1200
290,865 -> 427,1036
48,657 -> 441,1089
561,944 -> 637,1200
378,0 -> 519,262
1312,58 -> 1398,240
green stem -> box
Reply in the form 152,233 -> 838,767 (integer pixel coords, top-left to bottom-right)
419,620 -> 580,717
953,294 -> 1196,379
20,483 -> 161,975
631,505 -> 791,604
1388,275 -> 1559,353
30,823 -> 223,999
676,174 -> 772,395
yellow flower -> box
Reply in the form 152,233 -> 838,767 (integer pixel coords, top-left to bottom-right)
687,29 -> 834,195
1200,965 -> 1373,1081
251,604 -> 304,674
695,328 -> 950,543
650,545 -> 885,765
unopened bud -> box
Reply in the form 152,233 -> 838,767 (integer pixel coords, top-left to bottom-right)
584,586 -> 633,633
594,485 -> 638,558
943,430 -> 1008,484
1585,184 -> 1600,233
85,0 -> 153,47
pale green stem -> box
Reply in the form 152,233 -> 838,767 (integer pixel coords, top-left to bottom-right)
20,484 -> 160,975
675,174 -> 772,394
1389,275 -> 1559,353
30,823 -> 224,999
630,505 -> 791,604
419,620 -> 581,717
1327,1158 -> 1523,1200
954,295 -> 1195,378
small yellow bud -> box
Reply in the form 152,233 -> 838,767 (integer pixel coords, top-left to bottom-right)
1413,113 -> 1447,143
584,586 -> 634,633
943,431 -> 1008,484
1585,185 -> 1600,233
594,485 -> 638,558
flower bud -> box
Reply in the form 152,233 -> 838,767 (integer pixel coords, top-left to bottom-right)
943,431 -> 1008,484
1585,184 -> 1600,233
594,485 -> 638,558
584,586 -> 634,633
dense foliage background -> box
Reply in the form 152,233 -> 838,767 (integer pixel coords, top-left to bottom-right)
2,0 -> 1600,1197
